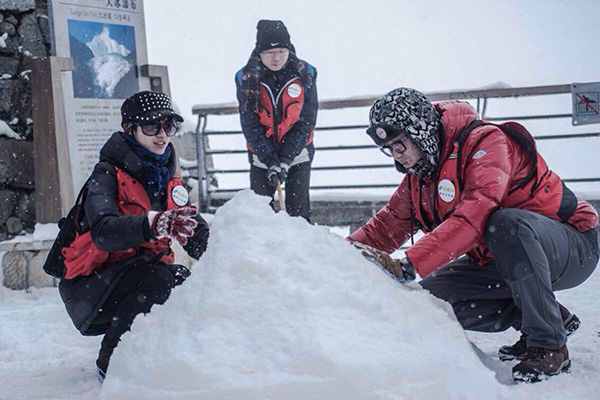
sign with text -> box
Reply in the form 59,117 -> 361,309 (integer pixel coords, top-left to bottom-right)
49,0 -> 150,193
572,82 -> 600,126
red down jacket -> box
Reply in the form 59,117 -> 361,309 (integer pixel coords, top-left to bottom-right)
62,168 -> 183,279
348,101 -> 598,277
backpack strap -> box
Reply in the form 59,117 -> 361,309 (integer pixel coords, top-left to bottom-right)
455,120 -> 485,192
74,162 -> 118,233
455,120 -> 538,196
493,122 -> 539,196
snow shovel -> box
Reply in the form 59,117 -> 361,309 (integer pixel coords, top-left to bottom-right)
276,180 -> 286,212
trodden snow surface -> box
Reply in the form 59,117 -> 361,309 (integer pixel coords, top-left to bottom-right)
0,190 -> 598,399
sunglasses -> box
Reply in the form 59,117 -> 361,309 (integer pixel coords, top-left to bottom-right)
137,118 -> 178,137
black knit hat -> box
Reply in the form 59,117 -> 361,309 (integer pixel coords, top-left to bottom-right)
121,91 -> 183,127
255,20 -> 292,53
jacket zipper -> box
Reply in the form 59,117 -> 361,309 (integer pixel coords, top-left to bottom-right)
261,77 -> 298,150
260,82 -> 279,150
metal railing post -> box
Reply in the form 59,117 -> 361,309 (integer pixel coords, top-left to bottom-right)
481,97 -> 488,119
201,116 -> 212,210
195,114 -> 209,212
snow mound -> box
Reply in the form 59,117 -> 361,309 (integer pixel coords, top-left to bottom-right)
101,190 -> 499,400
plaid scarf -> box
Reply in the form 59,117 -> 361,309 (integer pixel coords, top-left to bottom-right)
239,51 -> 313,113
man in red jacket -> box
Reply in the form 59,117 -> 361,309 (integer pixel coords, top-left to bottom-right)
348,87 -> 599,383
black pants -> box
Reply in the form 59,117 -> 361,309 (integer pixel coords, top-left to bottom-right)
87,264 -> 176,353
250,162 -> 312,222
420,208 -> 598,349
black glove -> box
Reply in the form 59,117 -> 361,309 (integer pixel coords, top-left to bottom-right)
165,264 -> 191,286
267,165 -> 282,187
278,162 -> 290,183
352,242 -> 416,284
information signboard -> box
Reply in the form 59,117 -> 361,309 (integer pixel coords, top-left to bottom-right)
48,0 -> 150,193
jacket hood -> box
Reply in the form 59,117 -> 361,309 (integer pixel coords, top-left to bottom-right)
433,100 -> 480,164
99,132 -> 177,182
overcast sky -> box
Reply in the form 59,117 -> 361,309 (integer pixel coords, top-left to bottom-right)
144,0 -> 600,121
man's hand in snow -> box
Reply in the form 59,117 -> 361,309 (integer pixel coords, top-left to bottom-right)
351,242 -> 416,283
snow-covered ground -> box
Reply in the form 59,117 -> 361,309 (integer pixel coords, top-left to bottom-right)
1,191 -> 598,399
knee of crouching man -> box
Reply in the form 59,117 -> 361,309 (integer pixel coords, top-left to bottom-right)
484,208 -> 523,251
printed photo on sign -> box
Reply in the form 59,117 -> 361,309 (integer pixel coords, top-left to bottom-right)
68,20 -> 139,99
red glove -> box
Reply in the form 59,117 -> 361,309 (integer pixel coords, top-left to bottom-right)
151,206 -> 199,246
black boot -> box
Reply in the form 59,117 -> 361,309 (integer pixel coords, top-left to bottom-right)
96,347 -> 113,382
498,302 -> 579,361
558,303 -> 580,336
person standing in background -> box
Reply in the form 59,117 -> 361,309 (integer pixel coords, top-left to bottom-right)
236,20 -> 318,221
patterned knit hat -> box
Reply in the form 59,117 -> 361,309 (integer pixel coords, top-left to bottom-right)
368,87 -> 442,178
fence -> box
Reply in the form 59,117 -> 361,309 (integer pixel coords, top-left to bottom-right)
191,84 -> 600,227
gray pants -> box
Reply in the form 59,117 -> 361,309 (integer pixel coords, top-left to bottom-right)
420,208 -> 598,349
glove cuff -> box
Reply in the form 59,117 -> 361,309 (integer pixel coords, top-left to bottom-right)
150,211 -> 165,237
144,216 -> 156,241
280,158 -> 292,168
265,154 -> 281,168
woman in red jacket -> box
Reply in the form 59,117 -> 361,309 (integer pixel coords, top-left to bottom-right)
58,91 -> 209,381
348,87 -> 598,383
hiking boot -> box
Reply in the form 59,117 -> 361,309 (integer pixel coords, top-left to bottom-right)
498,302 -> 580,361
498,333 -> 528,361
512,345 -> 570,383
559,303 -> 580,336
96,348 -> 113,382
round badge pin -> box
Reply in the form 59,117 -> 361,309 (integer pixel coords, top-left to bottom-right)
376,127 -> 387,139
287,83 -> 301,98
171,185 -> 189,206
438,179 -> 456,203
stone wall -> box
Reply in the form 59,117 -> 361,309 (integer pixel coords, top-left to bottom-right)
0,0 -> 49,240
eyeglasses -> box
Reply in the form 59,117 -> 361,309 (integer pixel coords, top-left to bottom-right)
379,137 -> 408,157
138,118 -> 178,137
